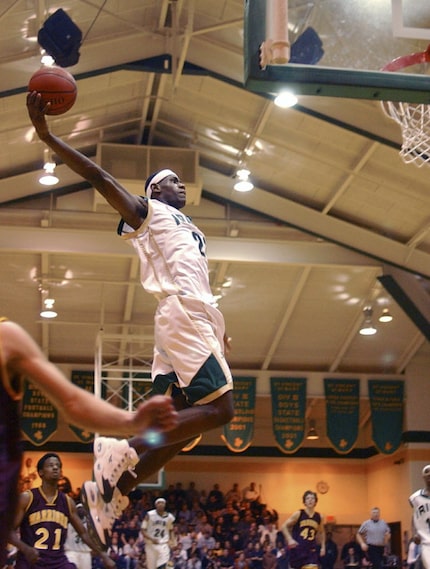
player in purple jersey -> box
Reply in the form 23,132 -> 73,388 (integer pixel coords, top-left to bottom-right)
0,318 -> 177,565
9,453 -> 114,569
27,91 -> 234,548
281,491 -> 326,569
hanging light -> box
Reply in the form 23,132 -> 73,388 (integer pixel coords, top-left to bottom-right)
306,419 -> 319,440
359,306 -> 377,336
234,167 -> 254,192
39,148 -> 59,186
40,297 -> 57,318
379,308 -> 393,323
274,90 -> 298,108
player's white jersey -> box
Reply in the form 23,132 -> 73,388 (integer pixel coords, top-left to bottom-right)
410,489 -> 430,544
120,199 -> 215,305
142,508 -> 175,544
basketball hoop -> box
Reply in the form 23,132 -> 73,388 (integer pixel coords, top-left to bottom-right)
381,44 -> 430,167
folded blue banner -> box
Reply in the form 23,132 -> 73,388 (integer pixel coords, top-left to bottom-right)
271,377 -> 306,454
222,376 -> 256,452
68,370 -> 97,442
324,378 -> 359,454
21,379 -> 58,445
368,379 -> 404,454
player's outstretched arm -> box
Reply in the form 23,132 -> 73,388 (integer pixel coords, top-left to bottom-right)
26,91 -> 147,230
2,320 -> 177,436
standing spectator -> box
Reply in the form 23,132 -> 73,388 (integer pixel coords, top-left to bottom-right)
409,464 -> 430,569
356,508 -> 391,569
281,490 -> 325,569
321,532 -> 338,569
141,498 -> 176,569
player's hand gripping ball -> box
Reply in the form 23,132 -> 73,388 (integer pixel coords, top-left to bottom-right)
28,66 -> 77,115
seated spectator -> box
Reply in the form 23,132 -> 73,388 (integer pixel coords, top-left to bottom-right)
198,530 -> 217,551
188,551 -> 203,569
341,537 -> 363,566
275,547 -> 289,569
250,542 -> 264,569
235,551 -> 249,569
243,483 -> 260,505
259,523 -> 278,549
262,544 -> 277,569
188,540 -> 202,560
173,543 -> 189,569
226,483 -> 243,507
208,484 -> 225,507
186,481 -> 201,507
219,547 -> 235,569
343,546 -> 361,569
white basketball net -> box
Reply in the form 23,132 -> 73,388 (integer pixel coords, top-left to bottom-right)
381,101 -> 430,167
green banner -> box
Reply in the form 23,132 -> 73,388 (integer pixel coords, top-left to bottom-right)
68,370 -> 97,443
21,379 -> 58,445
368,379 -> 404,454
324,378 -> 359,454
270,377 -> 306,454
222,376 -> 256,452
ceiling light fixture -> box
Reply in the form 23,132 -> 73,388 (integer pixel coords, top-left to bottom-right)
40,297 -> 57,319
39,148 -> 59,186
234,167 -> 254,192
274,90 -> 298,108
306,419 -> 319,440
379,308 -> 393,323
359,306 -> 377,336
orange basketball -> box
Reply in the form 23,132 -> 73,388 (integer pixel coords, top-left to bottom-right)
28,66 -> 77,115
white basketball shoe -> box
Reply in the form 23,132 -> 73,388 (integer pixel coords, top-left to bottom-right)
81,480 -> 130,550
93,436 -> 139,502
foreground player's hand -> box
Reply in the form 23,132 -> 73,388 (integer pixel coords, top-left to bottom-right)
26,91 -> 51,139
134,395 -> 178,434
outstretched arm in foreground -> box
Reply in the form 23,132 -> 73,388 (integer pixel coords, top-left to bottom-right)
2,320 -> 177,436
27,91 -> 146,230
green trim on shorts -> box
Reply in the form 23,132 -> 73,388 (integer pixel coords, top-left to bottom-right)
184,354 -> 229,405
152,355 -> 229,405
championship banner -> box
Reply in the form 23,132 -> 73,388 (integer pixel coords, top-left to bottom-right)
271,377 -> 306,454
221,376 -> 256,452
21,379 -> 58,445
324,378 -> 359,454
368,379 -> 404,454
68,370 -> 97,443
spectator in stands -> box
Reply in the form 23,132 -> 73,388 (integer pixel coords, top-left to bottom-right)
262,544 -> 277,569
226,484 -> 243,507
321,532 -> 338,569
243,483 -> 260,505
341,535 -> 363,565
343,546 -> 361,569
219,547 -> 235,569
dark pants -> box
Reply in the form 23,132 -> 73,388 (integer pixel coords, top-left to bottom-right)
368,545 -> 385,569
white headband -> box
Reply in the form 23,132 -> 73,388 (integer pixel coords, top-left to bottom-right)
146,169 -> 177,198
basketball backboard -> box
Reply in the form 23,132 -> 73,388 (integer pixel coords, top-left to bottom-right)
245,0 -> 430,103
